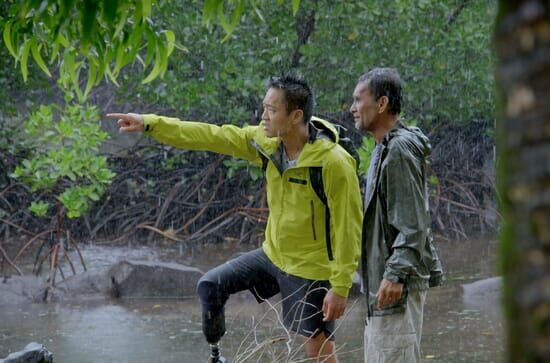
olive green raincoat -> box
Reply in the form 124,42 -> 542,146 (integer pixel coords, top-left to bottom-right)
362,125 -> 443,316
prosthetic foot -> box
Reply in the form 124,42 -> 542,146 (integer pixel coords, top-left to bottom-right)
208,343 -> 228,363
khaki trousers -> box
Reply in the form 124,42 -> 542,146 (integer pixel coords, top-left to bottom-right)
364,289 -> 427,363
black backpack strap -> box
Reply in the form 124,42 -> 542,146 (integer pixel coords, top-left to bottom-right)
260,154 -> 269,172
309,167 -> 333,261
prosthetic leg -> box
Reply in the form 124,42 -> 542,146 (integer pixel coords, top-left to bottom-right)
203,305 -> 228,362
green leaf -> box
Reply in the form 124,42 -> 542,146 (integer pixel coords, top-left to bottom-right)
30,40 -> 52,77
57,33 -> 70,47
225,0 -> 245,42
202,0 -> 220,25
142,0 -> 152,19
103,0 -> 119,23
144,28 -> 156,66
292,0 -> 301,16
125,24 -> 144,64
158,41 -> 168,78
81,0 -> 99,46
113,11 -> 128,39
84,60 -> 97,99
20,39 -> 32,82
113,40 -> 126,75
104,65 -> 120,87
141,46 -> 163,84
65,52 -> 84,100
11,167 -> 22,178
2,20 -> 17,58
30,201 -> 50,217
164,30 -> 176,57
252,2 -> 265,22
216,2 -> 232,35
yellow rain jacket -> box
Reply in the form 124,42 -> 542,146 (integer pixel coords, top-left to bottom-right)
142,115 -> 362,297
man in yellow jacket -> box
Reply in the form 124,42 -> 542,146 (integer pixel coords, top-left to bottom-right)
107,74 -> 362,363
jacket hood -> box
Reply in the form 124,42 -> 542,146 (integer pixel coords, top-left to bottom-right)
309,116 -> 339,143
253,116 -> 344,170
408,126 -> 431,158
385,123 -> 431,159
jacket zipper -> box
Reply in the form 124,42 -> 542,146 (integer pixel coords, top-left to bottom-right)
310,200 -> 317,240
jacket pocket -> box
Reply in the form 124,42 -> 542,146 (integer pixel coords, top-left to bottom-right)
310,200 -> 317,240
288,177 -> 307,185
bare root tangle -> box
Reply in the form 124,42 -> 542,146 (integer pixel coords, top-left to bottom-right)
0,119 -> 495,254
0,242 -> 23,275
80,147 -> 266,244
429,121 -> 496,238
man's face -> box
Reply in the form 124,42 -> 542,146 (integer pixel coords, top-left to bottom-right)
350,81 -> 380,132
261,87 -> 294,138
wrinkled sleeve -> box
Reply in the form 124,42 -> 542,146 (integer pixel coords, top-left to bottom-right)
142,114 -> 262,164
323,154 -> 363,297
382,142 -> 429,283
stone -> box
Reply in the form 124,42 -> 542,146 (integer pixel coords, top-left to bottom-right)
0,260 -> 204,304
0,276 -> 47,305
461,276 -> 502,312
0,342 -> 53,363
107,260 -> 204,298
51,271 -> 109,301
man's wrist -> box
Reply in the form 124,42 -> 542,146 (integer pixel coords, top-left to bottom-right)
142,114 -> 158,132
330,286 -> 349,298
383,271 -> 406,284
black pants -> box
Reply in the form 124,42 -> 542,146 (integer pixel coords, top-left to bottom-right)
196,248 -> 335,343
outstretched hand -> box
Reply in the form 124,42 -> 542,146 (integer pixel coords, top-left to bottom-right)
106,113 -> 145,133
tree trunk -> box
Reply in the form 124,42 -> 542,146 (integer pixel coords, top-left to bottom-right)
494,1 -> 550,362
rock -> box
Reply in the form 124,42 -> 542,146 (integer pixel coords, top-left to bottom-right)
0,260 -> 205,304
461,276 -> 502,311
0,342 -> 53,363
107,260 -> 204,298
0,276 -> 47,305
51,271 -> 110,301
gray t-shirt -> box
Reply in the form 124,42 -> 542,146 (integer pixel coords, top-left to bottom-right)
364,143 -> 383,206
281,147 -> 297,171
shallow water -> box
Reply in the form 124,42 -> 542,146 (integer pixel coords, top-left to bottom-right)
0,238 -> 504,362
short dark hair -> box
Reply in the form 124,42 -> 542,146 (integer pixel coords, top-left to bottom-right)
358,68 -> 403,115
267,74 -> 314,124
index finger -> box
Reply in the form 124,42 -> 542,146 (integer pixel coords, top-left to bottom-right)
105,113 -> 129,120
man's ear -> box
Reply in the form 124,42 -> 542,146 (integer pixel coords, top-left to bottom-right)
378,96 -> 389,114
291,109 -> 304,125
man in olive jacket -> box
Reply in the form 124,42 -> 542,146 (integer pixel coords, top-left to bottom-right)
350,68 -> 443,362
107,75 -> 362,363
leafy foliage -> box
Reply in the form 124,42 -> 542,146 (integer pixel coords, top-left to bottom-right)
357,136 -> 376,176
0,0 -> 497,236
11,101 -> 115,218
118,0 -> 495,129
298,1 -> 496,126
202,0 -> 300,42
1,0 -> 178,100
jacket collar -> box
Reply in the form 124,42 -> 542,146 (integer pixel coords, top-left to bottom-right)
364,122 -> 406,211
251,118 -> 339,173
